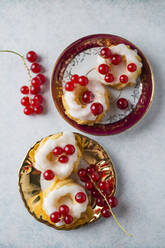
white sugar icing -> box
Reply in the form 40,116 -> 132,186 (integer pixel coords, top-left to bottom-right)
34,132 -> 78,179
63,77 -> 108,121
97,43 -> 142,86
43,183 -> 88,226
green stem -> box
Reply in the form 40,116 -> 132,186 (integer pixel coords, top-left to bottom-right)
0,50 -> 32,97
90,175 -> 133,237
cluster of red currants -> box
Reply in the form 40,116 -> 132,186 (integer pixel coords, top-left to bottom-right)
65,74 -> 104,116
43,144 -> 75,181
99,47 -> 137,85
78,164 -> 118,218
20,51 -> 46,115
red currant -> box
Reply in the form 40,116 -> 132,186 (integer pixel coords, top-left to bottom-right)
127,63 -> 137,72
78,169 -> 88,182
100,47 -> 112,58
52,146 -> 64,156
26,51 -> 37,63
111,54 -> 122,65
96,197 -> 106,207
33,95 -> 43,104
98,181 -> 113,195
31,77 -> 41,87
91,103 -> 103,116
108,196 -> 118,208
31,63 -> 41,73
78,76 -> 88,86
64,215 -> 73,224
117,98 -> 128,110
36,73 -> 46,84
24,106 -> 33,115
101,207 -> 111,218
21,96 -> 30,106
91,189 -> 100,198
75,192 -> 86,203
30,85 -> 40,94
64,144 -> 75,155
50,211 -> 61,223
59,205 -> 70,216
82,91 -> 94,104
43,170 -> 55,180
65,81 -> 74,91
86,165 -> 95,175
20,85 -> 29,94
91,171 -> 101,182
58,155 -> 68,163
104,73 -> 114,83
120,74 -> 128,84
85,181 -> 93,190
31,96 -> 42,107
33,105 -> 43,114
71,74 -> 79,84
98,64 -> 109,75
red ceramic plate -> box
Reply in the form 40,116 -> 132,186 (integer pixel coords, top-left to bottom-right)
51,34 -> 154,136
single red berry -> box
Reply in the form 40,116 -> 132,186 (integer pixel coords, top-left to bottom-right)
31,77 -> 41,87
86,165 -> 95,175
58,155 -> 68,163
24,106 -> 33,115
20,85 -> 29,94
111,54 -> 122,65
64,144 -> 75,155
33,105 -> 43,114
36,73 -> 46,84
98,64 -> 109,75
43,170 -> 55,180
64,215 -> 73,224
26,51 -> 37,63
75,192 -> 87,203
96,197 -> 106,207
33,94 -> 43,104
65,81 -> 74,91
127,63 -> 137,72
82,91 -> 94,104
91,189 -> 100,198
85,181 -> 94,191
98,181 -> 113,195
91,171 -> 101,182
50,211 -> 61,223
78,76 -> 88,86
104,73 -> 114,83
100,47 -> 112,58
101,207 -> 111,218
31,62 -> 41,73
30,85 -> 40,94
91,102 -> 103,116
120,74 -> 128,84
108,196 -> 118,208
52,146 -> 64,156
21,96 -> 30,106
59,205 -> 70,216
71,74 -> 79,84
117,98 -> 128,110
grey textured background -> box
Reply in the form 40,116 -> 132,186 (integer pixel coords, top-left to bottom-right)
0,0 -> 165,247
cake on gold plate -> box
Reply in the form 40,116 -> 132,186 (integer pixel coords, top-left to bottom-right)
97,43 -> 142,90
19,132 -> 118,230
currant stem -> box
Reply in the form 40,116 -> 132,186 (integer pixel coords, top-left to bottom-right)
0,50 -> 32,98
89,175 -> 133,237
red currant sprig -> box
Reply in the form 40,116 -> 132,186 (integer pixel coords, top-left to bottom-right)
78,163 -> 132,236
0,49 -> 46,116
50,204 -> 73,225
51,144 -> 75,164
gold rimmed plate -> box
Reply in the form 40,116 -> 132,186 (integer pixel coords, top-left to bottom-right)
18,132 -> 116,230
51,34 -> 154,135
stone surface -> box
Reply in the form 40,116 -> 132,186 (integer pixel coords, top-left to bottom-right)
0,0 -> 165,247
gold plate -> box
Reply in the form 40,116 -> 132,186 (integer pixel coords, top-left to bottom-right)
18,133 -> 116,230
